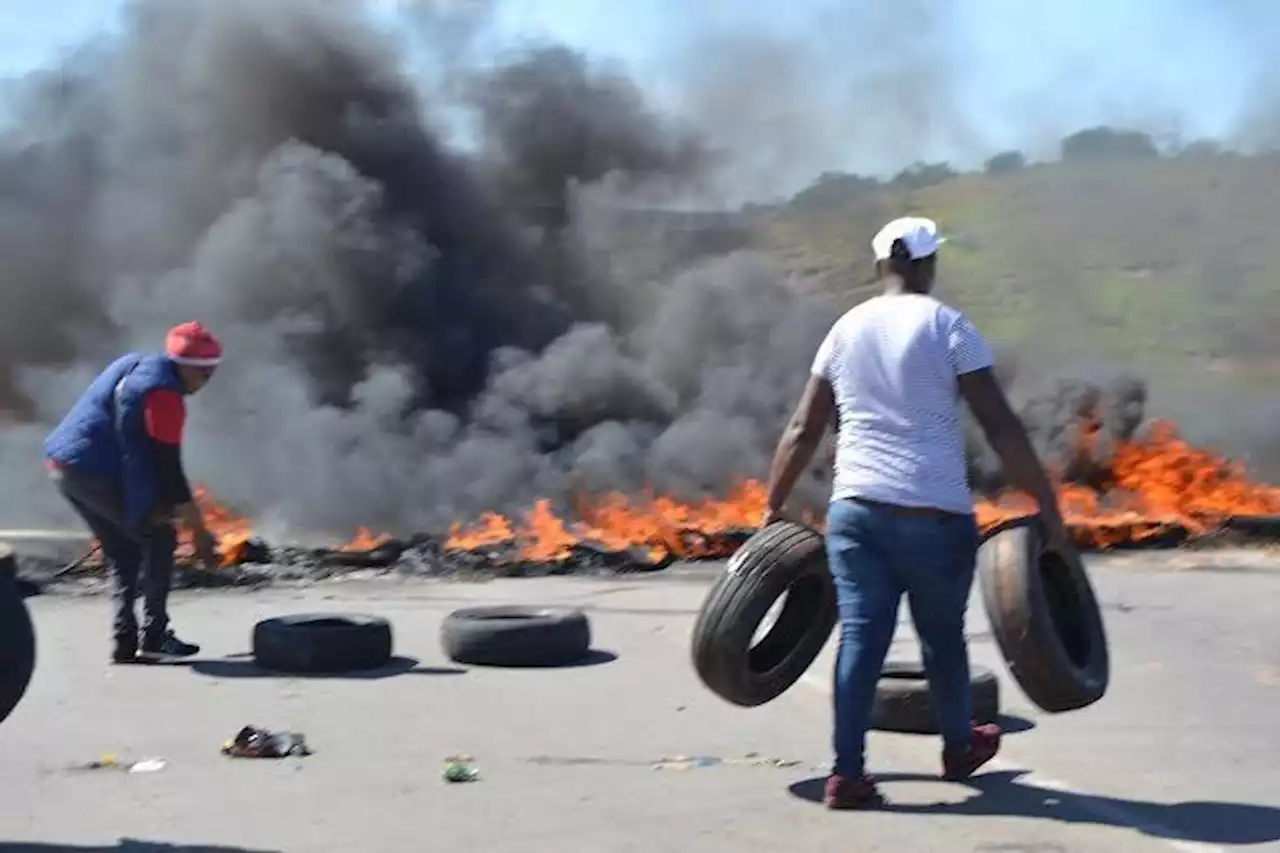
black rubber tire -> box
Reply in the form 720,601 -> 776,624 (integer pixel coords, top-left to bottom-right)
978,516 -> 1110,713
869,661 -> 1000,734
0,544 -> 36,727
690,521 -> 837,707
252,614 -> 393,674
441,606 -> 592,667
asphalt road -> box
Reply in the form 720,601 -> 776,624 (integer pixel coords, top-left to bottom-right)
1,550 -> 1278,853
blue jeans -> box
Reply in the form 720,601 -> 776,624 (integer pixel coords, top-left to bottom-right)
825,497 -> 980,777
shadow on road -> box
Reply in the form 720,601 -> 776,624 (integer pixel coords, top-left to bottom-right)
188,655 -> 467,680
181,648 -> 618,677
873,714 -> 1036,737
996,715 -> 1036,734
0,841 -> 276,852
463,649 -> 620,670
788,769 -> 1280,845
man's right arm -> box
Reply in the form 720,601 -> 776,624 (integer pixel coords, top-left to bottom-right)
142,390 -> 208,534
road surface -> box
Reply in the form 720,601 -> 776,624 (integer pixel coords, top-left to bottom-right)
1,550 -> 1278,852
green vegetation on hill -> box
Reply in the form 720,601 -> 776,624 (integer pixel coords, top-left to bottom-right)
757,127 -> 1280,375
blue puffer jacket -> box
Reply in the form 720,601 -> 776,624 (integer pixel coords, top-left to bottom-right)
44,353 -> 186,533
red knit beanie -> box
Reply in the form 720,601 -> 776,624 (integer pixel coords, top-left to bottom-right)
164,321 -> 223,367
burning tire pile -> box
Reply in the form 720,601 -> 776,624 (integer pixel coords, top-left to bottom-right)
128,375 -> 1280,585
178,396 -> 1280,585
28,380 -> 1280,599
33,399 -> 1280,593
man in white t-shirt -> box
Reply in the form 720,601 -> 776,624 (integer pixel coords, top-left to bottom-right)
762,216 -> 1068,809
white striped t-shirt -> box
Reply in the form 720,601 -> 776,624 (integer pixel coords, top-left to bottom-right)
810,293 -> 995,515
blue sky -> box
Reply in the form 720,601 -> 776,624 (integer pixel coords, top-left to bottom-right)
1,0 -> 1277,181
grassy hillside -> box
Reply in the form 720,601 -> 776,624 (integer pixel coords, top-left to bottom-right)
758,151 -> 1280,376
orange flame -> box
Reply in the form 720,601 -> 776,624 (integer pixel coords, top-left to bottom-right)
443,483 -> 793,565
87,418 -> 1280,570
339,528 -> 394,552
180,486 -> 253,567
441,419 -> 1280,560
976,420 -> 1280,548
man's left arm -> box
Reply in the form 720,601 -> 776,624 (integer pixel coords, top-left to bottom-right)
764,374 -> 835,524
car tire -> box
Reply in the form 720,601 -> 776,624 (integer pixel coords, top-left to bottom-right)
441,606 -> 593,667
252,613 -> 393,674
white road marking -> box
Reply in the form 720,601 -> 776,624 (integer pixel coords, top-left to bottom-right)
796,671 -> 1225,853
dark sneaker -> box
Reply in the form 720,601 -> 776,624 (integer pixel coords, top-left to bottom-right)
139,630 -> 200,660
824,774 -> 885,810
942,722 -> 1002,780
110,640 -> 138,665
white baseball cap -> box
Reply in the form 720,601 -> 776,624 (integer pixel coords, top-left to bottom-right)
871,216 -> 946,261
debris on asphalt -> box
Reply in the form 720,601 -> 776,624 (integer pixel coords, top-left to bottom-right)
442,754 -> 480,782
523,752 -> 805,772
739,751 -> 803,768
78,754 -> 120,771
221,725 -> 312,758
652,755 -> 722,770
524,755 -> 646,767
652,753 -> 802,771
74,754 -> 168,773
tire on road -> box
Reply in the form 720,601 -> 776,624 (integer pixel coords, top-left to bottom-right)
978,517 -> 1110,713
869,661 -> 1000,734
690,521 -> 837,707
0,543 -> 36,727
252,614 -> 393,674
441,606 -> 592,667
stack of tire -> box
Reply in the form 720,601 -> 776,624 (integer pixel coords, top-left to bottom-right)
690,517 -> 1109,729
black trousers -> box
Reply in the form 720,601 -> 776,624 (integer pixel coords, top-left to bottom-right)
51,468 -> 176,649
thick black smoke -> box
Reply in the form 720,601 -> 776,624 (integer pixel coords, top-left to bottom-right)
0,0 -> 834,538
965,372 -> 1151,496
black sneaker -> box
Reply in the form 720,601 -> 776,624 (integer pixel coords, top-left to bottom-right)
111,641 -> 138,665
138,630 -> 200,661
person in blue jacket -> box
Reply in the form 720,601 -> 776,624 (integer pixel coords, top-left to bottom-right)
45,322 -> 223,663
